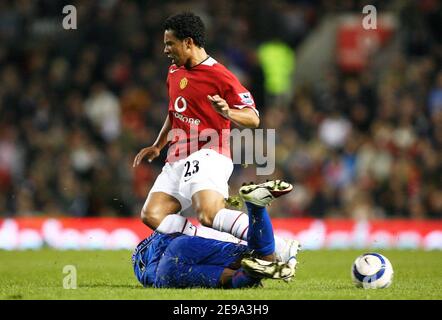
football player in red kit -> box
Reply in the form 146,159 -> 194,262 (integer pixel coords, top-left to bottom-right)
133,12 -> 298,262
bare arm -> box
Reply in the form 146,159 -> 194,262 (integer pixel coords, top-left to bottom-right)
224,107 -> 260,128
133,115 -> 172,167
152,114 -> 172,149
207,95 -> 260,128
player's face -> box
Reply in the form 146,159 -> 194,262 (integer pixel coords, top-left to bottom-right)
164,30 -> 189,67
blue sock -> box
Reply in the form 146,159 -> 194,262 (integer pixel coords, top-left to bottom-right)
245,202 -> 275,256
231,268 -> 261,288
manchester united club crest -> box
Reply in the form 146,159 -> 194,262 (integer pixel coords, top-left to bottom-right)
179,77 -> 188,89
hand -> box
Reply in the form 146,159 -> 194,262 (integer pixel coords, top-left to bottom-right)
207,95 -> 230,118
133,145 -> 160,167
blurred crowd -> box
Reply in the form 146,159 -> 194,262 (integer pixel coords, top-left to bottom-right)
0,0 -> 440,220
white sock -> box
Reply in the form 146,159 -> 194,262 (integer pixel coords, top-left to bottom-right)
156,214 -> 196,235
196,225 -> 245,244
212,208 -> 249,240
274,236 -> 286,260
157,213 -> 287,258
212,209 -> 288,261
156,214 -> 244,244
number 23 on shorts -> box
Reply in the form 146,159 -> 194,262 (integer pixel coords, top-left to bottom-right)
183,160 -> 200,181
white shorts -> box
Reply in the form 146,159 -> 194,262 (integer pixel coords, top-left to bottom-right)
148,149 -> 234,210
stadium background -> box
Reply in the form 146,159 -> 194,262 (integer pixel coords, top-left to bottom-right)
0,0 -> 441,251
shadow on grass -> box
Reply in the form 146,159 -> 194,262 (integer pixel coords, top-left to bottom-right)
4,294 -> 24,300
79,283 -> 142,289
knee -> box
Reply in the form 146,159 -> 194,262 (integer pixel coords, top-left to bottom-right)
195,203 -> 222,227
140,206 -> 166,230
198,212 -> 214,227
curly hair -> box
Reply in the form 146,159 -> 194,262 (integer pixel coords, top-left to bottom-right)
163,12 -> 206,47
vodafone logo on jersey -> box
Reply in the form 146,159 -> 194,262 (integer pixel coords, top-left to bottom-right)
173,112 -> 201,125
173,96 -> 201,125
174,96 -> 187,112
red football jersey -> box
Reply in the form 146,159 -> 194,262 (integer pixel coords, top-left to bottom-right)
166,56 -> 258,162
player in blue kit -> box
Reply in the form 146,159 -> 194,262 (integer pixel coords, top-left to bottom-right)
132,180 -> 300,288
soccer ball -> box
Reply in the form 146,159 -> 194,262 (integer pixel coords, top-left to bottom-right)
351,253 -> 394,289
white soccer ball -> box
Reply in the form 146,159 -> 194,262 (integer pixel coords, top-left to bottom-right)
351,253 -> 394,289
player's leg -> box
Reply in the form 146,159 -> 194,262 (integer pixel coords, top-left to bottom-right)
141,192 -> 181,230
220,268 -> 262,288
192,180 -> 300,262
160,148 -> 251,240
243,201 -> 275,260
144,192 -> 243,243
140,162 -> 188,230
158,149 -> 258,243
145,156 -> 245,243
156,191 -> 293,288
216,193 -> 298,287
192,189 -> 250,239
223,193 -> 296,287
217,200 -> 280,288
164,149 -> 239,238
148,155 -> 297,256
186,151 -> 286,249
239,180 -> 301,265
239,181 -> 299,280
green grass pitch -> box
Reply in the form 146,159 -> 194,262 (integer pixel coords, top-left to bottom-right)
1,249 -> 441,300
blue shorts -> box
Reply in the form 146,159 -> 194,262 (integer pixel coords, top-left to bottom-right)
154,235 -> 249,288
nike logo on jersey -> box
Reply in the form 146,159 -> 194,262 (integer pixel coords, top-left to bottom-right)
170,69 -> 180,73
